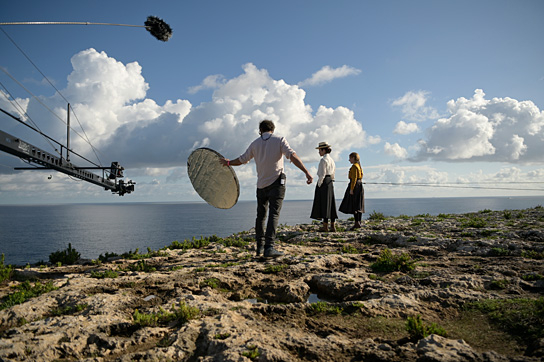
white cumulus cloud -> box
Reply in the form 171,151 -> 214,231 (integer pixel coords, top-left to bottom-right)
393,121 -> 420,135
384,142 -> 408,159
187,74 -> 226,94
392,90 -> 440,122
413,89 -> 544,163
298,65 -> 361,87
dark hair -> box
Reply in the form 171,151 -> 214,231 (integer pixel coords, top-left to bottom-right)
259,120 -> 275,133
324,147 -> 332,154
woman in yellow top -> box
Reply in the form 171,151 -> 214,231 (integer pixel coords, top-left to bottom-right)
339,152 -> 365,230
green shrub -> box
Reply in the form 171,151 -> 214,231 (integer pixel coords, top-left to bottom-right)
121,247 -> 166,260
368,211 -> 386,221
0,254 -> 14,283
49,243 -> 81,265
462,217 -> 487,228
406,315 -> 447,340
50,303 -> 88,316
164,236 -> 214,251
488,247 -> 510,256
371,248 -> 416,273
489,279 -> 509,290
126,260 -> 156,272
219,237 -> 249,248
242,345 -> 260,360
522,250 -> 544,260
214,332 -> 231,340
98,252 -> 119,262
201,278 -> 221,289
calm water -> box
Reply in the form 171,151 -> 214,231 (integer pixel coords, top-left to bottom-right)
1,196 -> 543,266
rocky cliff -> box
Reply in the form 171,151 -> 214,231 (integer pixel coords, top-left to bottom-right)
1,207 -> 543,361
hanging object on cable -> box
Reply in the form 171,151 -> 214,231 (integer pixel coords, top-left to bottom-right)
0,16 -> 173,42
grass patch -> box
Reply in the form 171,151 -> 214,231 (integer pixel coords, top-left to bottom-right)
118,260 -> 156,273
242,345 -> 260,360
406,314 -> 447,340
121,247 -> 167,260
133,301 -> 200,327
464,297 -> 544,346
522,250 -> 544,260
201,278 -> 221,289
263,264 -> 289,274
340,244 -> 360,254
50,303 -> 88,316
0,280 -> 58,310
488,247 -> 510,256
371,248 -> 416,273
90,269 -> 119,278
163,235 -> 219,251
218,237 -> 250,248
306,301 -> 343,315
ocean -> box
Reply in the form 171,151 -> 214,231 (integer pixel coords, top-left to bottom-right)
1,196 -> 543,266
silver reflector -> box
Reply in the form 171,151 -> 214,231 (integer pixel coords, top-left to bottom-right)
187,148 -> 240,209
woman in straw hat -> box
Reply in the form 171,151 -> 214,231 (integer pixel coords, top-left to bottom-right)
310,142 -> 338,232
339,152 -> 365,230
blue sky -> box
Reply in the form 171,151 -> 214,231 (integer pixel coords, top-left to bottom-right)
0,0 -> 543,205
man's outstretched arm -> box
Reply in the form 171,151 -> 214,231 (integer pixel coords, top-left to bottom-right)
290,153 -> 313,184
219,158 -> 242,167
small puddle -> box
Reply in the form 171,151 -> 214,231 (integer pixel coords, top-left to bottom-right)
242,294 -> 329,304
243,298 -> 266,304
306,293 -> 323,304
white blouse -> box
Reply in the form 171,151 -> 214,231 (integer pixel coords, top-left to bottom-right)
317,153 -> 335,187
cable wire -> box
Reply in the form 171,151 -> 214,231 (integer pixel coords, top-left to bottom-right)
0,27 -> 102,166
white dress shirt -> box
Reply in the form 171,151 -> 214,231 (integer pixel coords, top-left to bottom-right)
317,153 -> 335,187
238,132 -> 295,189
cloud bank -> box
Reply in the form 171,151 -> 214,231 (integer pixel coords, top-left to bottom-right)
2,49 -> 368,173
413,89 -> 544,163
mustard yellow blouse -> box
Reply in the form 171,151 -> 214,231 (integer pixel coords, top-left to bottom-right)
348,163 -> 363,190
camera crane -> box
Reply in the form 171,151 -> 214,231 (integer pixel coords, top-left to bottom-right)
0,16 -> 173,196
0,106 -> 134,195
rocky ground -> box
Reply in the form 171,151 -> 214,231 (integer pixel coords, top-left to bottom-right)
0,207 -> 543,362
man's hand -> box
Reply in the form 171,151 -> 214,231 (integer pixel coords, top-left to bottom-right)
306,174 -> 313,185
219,158 -> 229,167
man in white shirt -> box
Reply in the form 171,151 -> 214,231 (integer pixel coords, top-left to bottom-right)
220,120 -> 313,258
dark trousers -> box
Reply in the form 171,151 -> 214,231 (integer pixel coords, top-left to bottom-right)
256,179 -> 286,249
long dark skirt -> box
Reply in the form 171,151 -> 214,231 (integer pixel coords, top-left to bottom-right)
310,176 -> 338,220
339,180 -> 365,214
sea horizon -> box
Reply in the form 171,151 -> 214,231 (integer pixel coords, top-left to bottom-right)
1,195 -> 543,266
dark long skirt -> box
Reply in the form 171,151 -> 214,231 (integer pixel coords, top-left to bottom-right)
310,176 -> 338,220
339,180 -> 365,214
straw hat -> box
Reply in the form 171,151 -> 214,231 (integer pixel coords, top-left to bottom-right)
316,141 -> 331,149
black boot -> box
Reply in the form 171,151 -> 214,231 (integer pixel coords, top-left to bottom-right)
256,241 -> 264,257
263,240 -> 284,258
264,247 -> 284,258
